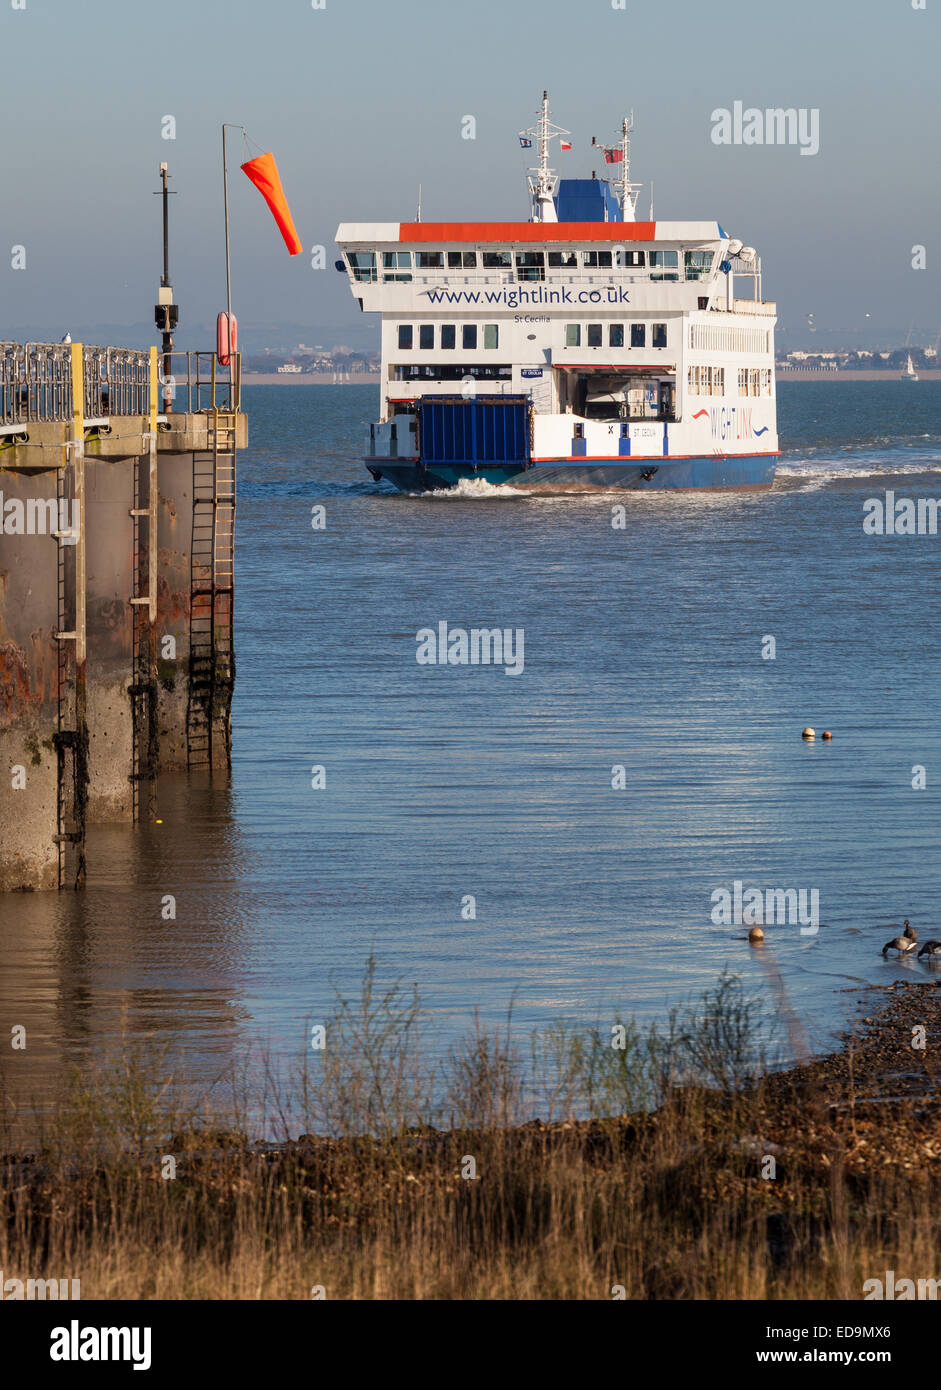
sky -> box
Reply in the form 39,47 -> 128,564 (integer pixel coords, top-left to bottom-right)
1,0 -> 938,351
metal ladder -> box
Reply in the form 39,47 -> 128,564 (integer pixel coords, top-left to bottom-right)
53,458 -> 86,889
129,452 -> 156,820
186,409 -> 236,769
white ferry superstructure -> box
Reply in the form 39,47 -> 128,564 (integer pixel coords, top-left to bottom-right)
335,94 -> 778,493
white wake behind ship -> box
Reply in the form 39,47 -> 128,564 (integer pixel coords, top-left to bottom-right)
335,94 -> 778,493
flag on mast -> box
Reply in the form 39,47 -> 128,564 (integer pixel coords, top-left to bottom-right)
240,152 -> 303,256
560,140 -> 572,151
604,148 -> 623,163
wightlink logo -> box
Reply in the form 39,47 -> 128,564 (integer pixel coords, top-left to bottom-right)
424,285 -> 631,310
863,490 -> 941,535
711,880 -> 820,935
416,620 -> 524,676
711,101 -> 820,157
1,492 -> 80,545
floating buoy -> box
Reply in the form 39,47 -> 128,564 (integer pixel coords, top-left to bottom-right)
748,926 -> 764,943
802,727 -> 815,739
822,731 -> 832,741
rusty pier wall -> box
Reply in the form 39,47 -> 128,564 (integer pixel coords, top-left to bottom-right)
0,343 -> 245,891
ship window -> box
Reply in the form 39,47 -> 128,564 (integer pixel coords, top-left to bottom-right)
483,324 -> 499,349
548,251 -> 578,268
515,251 -> 545,282
652,323 -> 667,348
482,250 -> 512,269
447,251 -> 477,268
573,423 -> 585,439
398,324 -> 413,350
609,324 -> 624,347
462,324 -> 478,350
383,251 -> 412,282
587,324 -> 602,347
441,324 -> 456,349
347,251 -> 377,282
684,250 -> 714,281
650,250 -> 679,282
419,325 -> 434,350
565,324 -> 581,347
583,250 -> 613,269
614,249 -> 645,268
631,323 -> 646,348
416,251 -> 444,268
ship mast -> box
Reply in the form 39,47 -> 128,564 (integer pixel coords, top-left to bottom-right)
594,113 -> 643,222
520,90 -> 570,223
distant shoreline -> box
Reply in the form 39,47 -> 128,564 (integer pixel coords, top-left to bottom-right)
241,370 -> 940,386
243,373 -> 379,385
777,370 -> 941,382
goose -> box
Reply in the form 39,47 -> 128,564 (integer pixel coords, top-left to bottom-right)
917,940 -> 941,959
882,921 -> 918,956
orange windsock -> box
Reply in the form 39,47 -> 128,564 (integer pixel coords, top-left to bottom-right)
240,152 -> 302,256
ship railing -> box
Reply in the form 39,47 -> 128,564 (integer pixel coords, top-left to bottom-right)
728,255 -> 762,301
396,271 -> 704,290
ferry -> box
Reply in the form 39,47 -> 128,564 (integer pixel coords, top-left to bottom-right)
335,94 -> 778,493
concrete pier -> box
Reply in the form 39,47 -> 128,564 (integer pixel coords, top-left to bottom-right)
0,342 -> 246,891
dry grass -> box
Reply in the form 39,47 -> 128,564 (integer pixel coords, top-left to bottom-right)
1,962 -> 938,1300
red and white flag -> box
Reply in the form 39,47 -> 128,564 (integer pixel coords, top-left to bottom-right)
560,140 -> 572,151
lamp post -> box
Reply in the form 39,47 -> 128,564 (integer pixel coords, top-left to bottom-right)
153,162 -> 178,413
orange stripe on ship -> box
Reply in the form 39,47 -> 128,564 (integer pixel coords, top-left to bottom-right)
398,222 -> 658,243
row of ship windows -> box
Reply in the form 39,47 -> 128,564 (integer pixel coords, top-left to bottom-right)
686,367 -> 774,396
397,324 -> 500,350
350,249 -> 714,282
385,365 -> 774,393
394,323 -> 670,351
567,323 -> 668,348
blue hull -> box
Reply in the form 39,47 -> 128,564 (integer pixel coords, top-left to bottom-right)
366,455 -> 776,494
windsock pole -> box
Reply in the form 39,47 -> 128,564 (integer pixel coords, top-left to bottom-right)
221,123 -> 244,405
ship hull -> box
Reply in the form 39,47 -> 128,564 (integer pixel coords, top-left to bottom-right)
366,454 -> 777,494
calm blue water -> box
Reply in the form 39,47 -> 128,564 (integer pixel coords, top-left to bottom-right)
3,381 -> 940,1127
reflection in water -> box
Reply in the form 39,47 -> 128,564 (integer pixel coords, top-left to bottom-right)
0,774 -> 256,1142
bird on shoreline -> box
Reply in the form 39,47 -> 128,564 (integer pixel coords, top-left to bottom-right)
917,940 -> 941,959
882,921 -> 918,957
